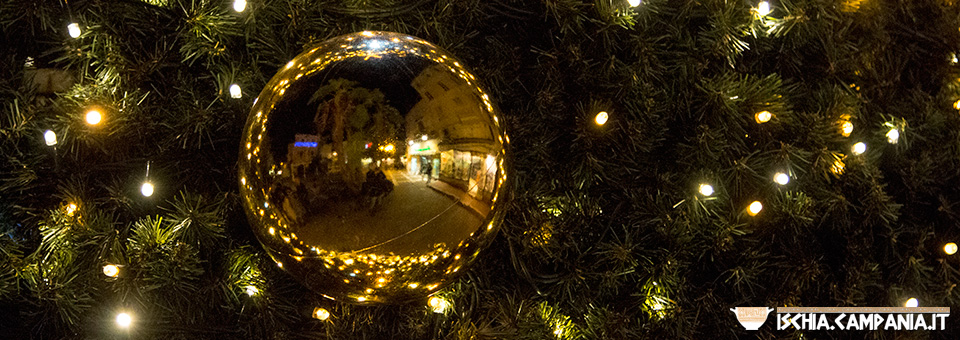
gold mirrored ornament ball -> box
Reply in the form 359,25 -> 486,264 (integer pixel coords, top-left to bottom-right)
238,31 -> 511,304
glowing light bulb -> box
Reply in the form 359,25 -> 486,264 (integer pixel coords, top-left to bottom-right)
698,183 -> 714,196
85,110 -> 102,125
756,1 -> 771,16
233,0 -> 246,12
116,312 -> 132,328
66,203 -> 78,216
754,111 -> 772,124
140,182 -> 154,197
408,140 -> 414,146
886,128 -> 899,144
67,23 -> 81,38
44,130 -> 57,146
945,242 -> 958,255
747,201 -> 763,216
595,111 -> 609,125
103,264 -> 119,277
357,296 -> 367,302
841,121 -> 854,137
229,84 -> 242,98
421,135 -> 428,141
851,142 -> 866,155
312,307 -> 330,320
428,296 -> 449,313
628,0 -> 641,7
954,99 -> 960,110
952,54 -> 958,64
245,285 -> 258,296
904,298 -> 919,308
774,172 -> 790,185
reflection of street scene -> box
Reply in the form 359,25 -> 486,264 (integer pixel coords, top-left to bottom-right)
297,169 -> 481,255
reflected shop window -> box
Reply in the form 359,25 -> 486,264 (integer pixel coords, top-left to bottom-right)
238,32 -> 511,303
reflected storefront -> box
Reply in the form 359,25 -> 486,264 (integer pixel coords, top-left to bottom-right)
237,32 -> 510,304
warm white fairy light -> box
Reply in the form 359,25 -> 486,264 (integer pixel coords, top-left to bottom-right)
85,110 -> 102,125
698,183 -> 714,196
851,142 -> 866,155
945,242 -> 958,255
428,296 -> 449,313
747,201 -> 763,216
102,264 -> 119,278
312,307 -> 330,320
44,130 -> 57,146
233,0 -> 247,12
628,0 -> 641,7
904,298 -> 919,308
67,23 -> 81,38
840,121 -> 854,137
140,182 -> 154,197
773,172 -> 790,185
886,128 -> 900,144
116,312 -> 132,328
229,84 -> 242,98
756,1 -> 771,16
66,203 -> 78,216
595,111 -> 609,125
245,285 -> 259,296
754,111 -> 772,124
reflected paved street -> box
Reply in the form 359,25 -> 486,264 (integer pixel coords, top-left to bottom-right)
298,169 -> 482,255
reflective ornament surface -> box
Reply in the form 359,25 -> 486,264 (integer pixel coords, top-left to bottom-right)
238,31 -> 511,304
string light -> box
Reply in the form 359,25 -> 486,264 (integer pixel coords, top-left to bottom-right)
141,182 -> 154,197
428,296 -> 449,313
952,54 -> 958,64
595,111 -> 609,125
229,84 -> 242,98
67,23 -> 81,38
312,307 -> 330,320
756,1 -> 771,16
747,201 -> 763,216
904,298 -> 919,308
698,183 -> 715,196
945,242 -> 958,255
116,312 -> 132,328
851,142 -> 866,155
421,135 -> 428,141
65,203 -> 78,216
245,285 -> 259,296
233,0 -> 246,12
840,121 -> 854,137
886,128 -> 900,144
627,0 -> 641,6
773,172 -> 790,185
102,264 -> 119,278
85,110 -> 102,125
954,99 -> 960,110
754,111 -> 772,124
44,130 -> 57,146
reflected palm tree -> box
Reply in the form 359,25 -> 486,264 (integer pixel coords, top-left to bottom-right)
310,78 -> 403,192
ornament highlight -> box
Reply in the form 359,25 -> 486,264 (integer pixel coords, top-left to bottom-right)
237,31 -> 511,304
945,242 -> 958,255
